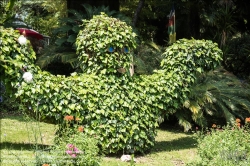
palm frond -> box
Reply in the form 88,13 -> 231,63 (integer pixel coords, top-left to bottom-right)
36,52 -> 78,69
175,110 -> 192,132
178,67 -> 250,129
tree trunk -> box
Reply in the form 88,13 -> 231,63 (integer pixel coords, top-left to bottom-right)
132,0 -> 145,27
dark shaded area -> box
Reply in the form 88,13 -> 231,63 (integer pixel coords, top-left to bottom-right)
0,142 -> 51,151
44,62 -> 75,76
152,136 -> 197,153
67,0 -> 119,14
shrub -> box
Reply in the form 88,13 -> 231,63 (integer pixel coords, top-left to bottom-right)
176,67 -> 250,131
189,120 -> 250,166
15,72 -> 160,154
36,132 -> 101,166
0,27 -> 36,89
0,26 -> 37,110
76,13 -> 137,75
14,39 -> 222,154
1,15 -> 223,154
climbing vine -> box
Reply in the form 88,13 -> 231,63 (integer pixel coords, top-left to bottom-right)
0,14 -> 222,154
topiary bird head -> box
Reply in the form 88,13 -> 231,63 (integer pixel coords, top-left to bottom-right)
76,13 -> 137,75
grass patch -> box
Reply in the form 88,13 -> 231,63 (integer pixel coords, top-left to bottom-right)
0,114 -> 198,166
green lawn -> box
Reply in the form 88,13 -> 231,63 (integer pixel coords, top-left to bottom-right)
0,114 -> 198,166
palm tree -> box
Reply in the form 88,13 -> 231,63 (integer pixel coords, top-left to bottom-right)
176,67 -> 250,131
200,0 -> 236,48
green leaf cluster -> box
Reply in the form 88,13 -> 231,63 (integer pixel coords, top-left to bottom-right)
159,39 -> 223,116
76,13 -> 137,75
15,72 -> 160,154
37,132 -> 101,166
161,39 -> 223,83
1,17 -> 225,154
0,26 -> 36,95
189,124 -> 250,166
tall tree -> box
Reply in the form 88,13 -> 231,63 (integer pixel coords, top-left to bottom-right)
132,0 -> 145,27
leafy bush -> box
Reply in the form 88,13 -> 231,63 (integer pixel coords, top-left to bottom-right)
37,131 -> 101,166
0,27 -> 36,84
176,67 -> 250,131
35,4 -> 132,73
15,72 -> 160,154
0,26 -> 36,108
160,38 -> 222,109
1,15 -> 223,154
161,39 -> 222,78
76,13 -> 137,75
189,121 -> 250,166
224,34 -> 250,78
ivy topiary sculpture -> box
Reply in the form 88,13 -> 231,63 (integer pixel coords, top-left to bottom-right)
0,13 -> 222,154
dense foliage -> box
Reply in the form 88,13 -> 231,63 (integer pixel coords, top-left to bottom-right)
189,122 -> 250,166
0,26 -> 36,95
176,68 -> 250,131
37,129 -> 101,166
224,34 -> 250,78
1,14 -> 223,154
76,13 -> 137,75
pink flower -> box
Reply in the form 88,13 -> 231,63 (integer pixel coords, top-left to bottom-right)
74,147 -> 81,153
67,144 -> 74,149
66,150 -> 73,155
66,144 -> 81,158
71,154 -> 77,158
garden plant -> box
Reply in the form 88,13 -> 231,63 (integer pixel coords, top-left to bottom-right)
1,14 -> 222,153
189,118 -> 250,166
1,12 -> 223,158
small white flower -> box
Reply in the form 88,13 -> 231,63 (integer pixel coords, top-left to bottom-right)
23,72 -> 33,82
121,155 -> 137,162
18,35 -> 27,45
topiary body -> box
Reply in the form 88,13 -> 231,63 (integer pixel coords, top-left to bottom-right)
0,14 -> 222,154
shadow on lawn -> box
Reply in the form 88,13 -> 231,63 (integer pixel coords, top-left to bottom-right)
0,112 -> 28,121
152,136 -> 197,153
0,142 -> 51,151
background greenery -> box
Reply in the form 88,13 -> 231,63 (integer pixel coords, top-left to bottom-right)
1,0 -> 250,163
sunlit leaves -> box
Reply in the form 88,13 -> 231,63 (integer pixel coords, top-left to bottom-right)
76,13 -> 137,75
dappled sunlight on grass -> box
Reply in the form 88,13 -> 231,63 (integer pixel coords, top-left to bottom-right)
0,149 -> 36,166
1,115 -> 57,145
102,129 -> 198,166
0,115 -> 198,166
0,115 -> 57,166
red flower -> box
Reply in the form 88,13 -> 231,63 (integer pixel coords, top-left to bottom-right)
64,115 -> 74,121
78,126 -> 84,132
245,117 -> 250,123
236,118 -> 241,123
42,164 -> 50,166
